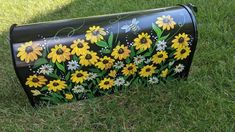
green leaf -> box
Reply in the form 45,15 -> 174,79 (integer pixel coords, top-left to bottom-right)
47,73 -> 60,79
136,49 -> 145,55
33,58 -> 48,68
51,93 -> 64,99
40,86 -> 48,91
88,68 -> 101,73
42,50 -> 47,58
73,55 -> 79,61
96,41 -> 109,48
144,51 -> 152,57
65,72 -> 70,81
158,33 -> 170,41
102,49 -> 111,54
130,46 -> 135,58
152,23 -> 163,38
56,62 -> 65,73
125,58 -> 131,64
108,33 -> 113,48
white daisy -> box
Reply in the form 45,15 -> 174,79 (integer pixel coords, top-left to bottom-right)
87,72 -> 98,81
113,61 -> 124,69
144,58 -> 151,64
156,40 -> 167,51
148,77 -> 159,84
72,85 -> 85,93
169,61 -> 175,66
114,77 -> 125,86
39,64 -> 53,75
174,64 -> 185,73
134,55 -> 145,65
67,60 -> 79,71
31,90 -> 41,96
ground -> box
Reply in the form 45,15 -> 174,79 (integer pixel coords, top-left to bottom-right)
0,0 -> 234,131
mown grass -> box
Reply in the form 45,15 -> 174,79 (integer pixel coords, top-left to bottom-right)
0,0 -> 234,131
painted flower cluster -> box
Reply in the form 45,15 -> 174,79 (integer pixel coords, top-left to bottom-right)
17,15 -> 192,104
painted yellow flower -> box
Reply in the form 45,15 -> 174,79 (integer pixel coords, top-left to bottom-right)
152,50 -> 168,64
31,90 -> 41,96
48,44 -> 71,63
85,26 -> 107,43
71,70 -> 88,84
99,78 -> 114,90
79,51 -> 99,66
160,68 -> 169,78
17,41 -> 42,63
122,63 -> 137,76
108,70 -> 117,78
111,44 -> 131,60
139,65 -> 156,77
174,46 -> 191,60
25,75 -> 47,88
65,93 -> 73,100
171,33 -> 190,49
47,80 -> 67,92
134,32 -> 152,51
96,56 -> 115,70
155,15 -> 176,30
70,39 -> 90,56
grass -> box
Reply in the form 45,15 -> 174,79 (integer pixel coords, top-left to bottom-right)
0,0 -> 234,131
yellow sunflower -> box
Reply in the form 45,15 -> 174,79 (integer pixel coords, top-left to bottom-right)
152,50 -> 168,64
108,70 -> 117,78
155,15 -> 176,30
139,65 -> 156,77
79,51 -> 99,66
99,78 -> 114,90
111,44 -> 131,60
85,26 -> 107,43
71,70 -> 88,84
17,41 -> 42,63
171,33 -> 190,49
70,39 -> 90,56
96,56 -> 115,70
47,80 -> 67,92
122,63 -> 137,76
134,32 -> 152,51
160,68 -> 169,78
25,75 -> 47,88
174,46 -> 191,60
65,93 -> 73,100
48,44 -> 71,63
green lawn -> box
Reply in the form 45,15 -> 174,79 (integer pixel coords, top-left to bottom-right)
0,0 -> 234,131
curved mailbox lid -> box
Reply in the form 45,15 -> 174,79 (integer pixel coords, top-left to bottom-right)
10,4 -> 198,106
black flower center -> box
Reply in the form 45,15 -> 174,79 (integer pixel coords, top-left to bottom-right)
85,54 -> 92,60
53,82 -> 59,86
25,46 -> 34,53
158,54 -> 163,58
128,66 -> 133,70
76,73 -> 83,77
32,78 -> 39,82
178,37 -> 184,43
56,48 -> 64,55
140,38 -> 147,44
103,59 -> 109,64
180,49 -> 186,54
92,31 -> 99,36
104,81 -> 110,85
77,43 -> 84,48
118,48 -> 124,54
146,68 -> 151,72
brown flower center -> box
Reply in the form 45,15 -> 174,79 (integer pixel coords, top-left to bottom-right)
56,48 -> 64,55
178,37 -> 184,43
32,78 -> 39,82
180,49 -> 186,54
76,73 -> 83,77
163,18 -> 170,23
77,42 -> 84,48
158,54 -> 163,58
128,66 -> 133,71
25,46 -> 34,54
104,81 -> 110,85
146,68 -> 151,72
85,54 -> 92,60
140,38 -> 147,44
118,48 -> 124,54
92,31 -> 99,36
53,82 -> 59,86
102,59 -> 109,64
